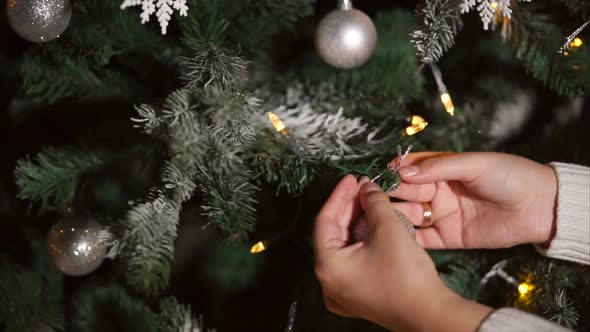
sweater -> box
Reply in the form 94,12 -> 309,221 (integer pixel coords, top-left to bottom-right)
478,162 -> 590,332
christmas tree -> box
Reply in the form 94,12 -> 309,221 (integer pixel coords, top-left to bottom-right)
1,0 -> 589,331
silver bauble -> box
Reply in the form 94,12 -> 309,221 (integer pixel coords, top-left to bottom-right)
6,0 -> 72,43
47,216 -> 106,276
315,3 -> 377,69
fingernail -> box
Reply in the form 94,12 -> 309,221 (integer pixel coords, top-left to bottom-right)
359,176 -> 370,184
399,166 -> 420,177
361,182 -> 380,193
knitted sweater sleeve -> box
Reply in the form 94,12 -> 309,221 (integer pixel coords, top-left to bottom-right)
479,162 -> 589,332
535,162 -> 590,265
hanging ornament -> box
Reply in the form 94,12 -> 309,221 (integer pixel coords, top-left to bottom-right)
47,216 -> 106,276
6,0 -> 72,43
315,0 -> 377,69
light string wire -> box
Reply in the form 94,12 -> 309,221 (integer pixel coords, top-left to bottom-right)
559,20 -> 589,54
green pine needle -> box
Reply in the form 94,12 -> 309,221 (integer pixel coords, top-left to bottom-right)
15,147 -> 107,212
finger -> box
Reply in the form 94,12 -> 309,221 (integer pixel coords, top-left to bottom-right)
359,182 -> 392,225
415,227 -> 447,249
314,175 -> 359,257
389,151 -> 456,169
360,182 -> 410,242
323,296 -> 352,317
398,152 -> 489,184
388,182 -> 436,202
390,202 -> 426,226
358,175 -> 370,186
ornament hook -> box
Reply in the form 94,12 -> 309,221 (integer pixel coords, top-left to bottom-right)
339,0 -> 353,10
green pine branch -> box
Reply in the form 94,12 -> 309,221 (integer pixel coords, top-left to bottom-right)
196,168 -> 258,242
72,284 -> 209,332
19,0 -> 178,105
509,2 -> 590,97
440,255 -> 483,300
546,289 -> 580,328
158,297 -> 211,332
20,45 -> 138,105
179,0 -> 313,55
0,235 -> 64,332
106,190 -> 182,296
250,150 -> 316,195
15,147 -> 107,212
73,285 -> 159,332
511,257 -> 589,330
410,0 -> 463,64
178,43 -> 250,90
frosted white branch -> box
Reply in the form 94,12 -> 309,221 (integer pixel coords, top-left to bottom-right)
121,0 -> 188,34
264,104 -> 373,160
257,83 -> 397,160
460,0 -> 530,30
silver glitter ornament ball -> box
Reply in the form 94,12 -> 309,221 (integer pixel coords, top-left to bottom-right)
47,216 -> 106,276
315,2 -> 377,69
6,0 -> 72,43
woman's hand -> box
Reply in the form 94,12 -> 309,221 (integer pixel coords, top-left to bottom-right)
390,152 -> 558,249
313,176 -> 492,331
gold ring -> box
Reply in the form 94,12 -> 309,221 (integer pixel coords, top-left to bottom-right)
422,202 -> 433,227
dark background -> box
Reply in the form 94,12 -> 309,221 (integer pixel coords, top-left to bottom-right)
1,0 -> 588,331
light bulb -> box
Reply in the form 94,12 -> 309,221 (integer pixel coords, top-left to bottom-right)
405,115 -> 428,136
570,37 -> 583,49
268,112 -> 286,133
250,241 -> 267,254
518,282 -> 534,295
440,93 -> 455,116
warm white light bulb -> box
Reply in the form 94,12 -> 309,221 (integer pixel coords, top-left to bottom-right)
268,112 -> 286,133
440,93 -> 455,116
250,241 -> 267,254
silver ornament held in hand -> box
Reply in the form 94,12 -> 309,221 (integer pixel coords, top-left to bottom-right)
47,216 -> 106,276
315,0 -> 377,69
6,0 -> 72,43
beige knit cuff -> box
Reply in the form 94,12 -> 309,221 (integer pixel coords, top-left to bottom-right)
536,163 -> 590,265
477,308 -> 572,332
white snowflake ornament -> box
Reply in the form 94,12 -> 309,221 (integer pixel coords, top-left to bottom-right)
460,0 -> 530,30
121,0 -> 188,35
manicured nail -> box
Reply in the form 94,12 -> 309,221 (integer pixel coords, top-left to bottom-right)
399,166 -> 420,177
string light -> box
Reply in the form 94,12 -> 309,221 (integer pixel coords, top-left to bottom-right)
250,241 -> 267,254
569,37 -> 583,49
268,112 -> 287,134
429,63 -> 455,116
267,112 -> 303,159
559,21 -> 589,54
405,115 -> 428,136
491,1 -> 498,9
518,282 -> 534,297
561,37 -> 584,57
439,93 -> 455,116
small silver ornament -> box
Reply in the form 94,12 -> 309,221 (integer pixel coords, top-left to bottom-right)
47,216 -> 106,276
315,0 -> 377,69
6,0 -> 72,43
